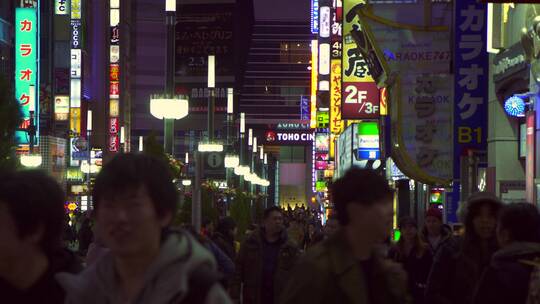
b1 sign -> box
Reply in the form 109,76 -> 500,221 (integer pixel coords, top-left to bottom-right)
342,82 -> 380,119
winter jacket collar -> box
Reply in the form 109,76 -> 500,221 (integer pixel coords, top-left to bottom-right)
245,227 -> 289,248
325,231 -> 369,304
57,232 -> 226,304
492,242 -> 540,268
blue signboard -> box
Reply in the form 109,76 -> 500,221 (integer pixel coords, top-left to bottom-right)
301,95 -> 310,121
311,0 -> 319,34
451,1 -> 488,222
357,149 -> 380,160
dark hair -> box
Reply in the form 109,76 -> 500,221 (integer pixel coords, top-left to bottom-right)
263,206 -> 282,219
93,153 -> 178,220
0,170 -> 65,254
464,194 -> 502,239
499,203 -> 540,243
216,217 -> 237,234
331,167 -> 393,225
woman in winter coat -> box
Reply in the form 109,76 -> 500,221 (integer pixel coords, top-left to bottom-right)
389,216 -> 433,304
473,203 -> 540,304
425,192 -> 502,304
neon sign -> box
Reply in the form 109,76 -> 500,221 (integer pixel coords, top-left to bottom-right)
15,8 -> 37,145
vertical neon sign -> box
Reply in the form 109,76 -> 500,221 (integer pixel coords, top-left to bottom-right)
15,8 -> 37,145
109,0 -> 120,153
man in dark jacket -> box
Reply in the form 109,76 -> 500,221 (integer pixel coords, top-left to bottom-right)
231,206 -> 300,304
0,170 -> 82,304
473,203 -> 540,304
279,168 -> 410,304
425,192 -> 502,304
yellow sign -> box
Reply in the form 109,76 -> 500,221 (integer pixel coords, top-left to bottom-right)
380,87 -> 388,116
342,0 -> 373,84
70,108 -> 81,135
330,60 -> 344,135
71,0 -> 81,19
110,99 -> 119,117
310,40 -> 318,129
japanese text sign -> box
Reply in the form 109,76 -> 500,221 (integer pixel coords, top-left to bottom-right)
451,1 -> 488,222
342,82 -> 380,119
330,60 -> 344,134
15,8 -> 37,145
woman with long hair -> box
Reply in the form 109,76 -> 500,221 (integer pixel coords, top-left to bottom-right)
425,192 -> 502,304
389,216 -> 433,304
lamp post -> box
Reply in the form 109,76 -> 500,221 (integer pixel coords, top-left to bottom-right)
164,0 -> 176,154
87,110 -> 92,208
239,112 -> 246,189
149,1 -> 188,155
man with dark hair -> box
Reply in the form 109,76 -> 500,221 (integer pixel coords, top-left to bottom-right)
58,153 -> 231,304
0,170 -> 81,303
231,206 -> 300,304
280,167 -> 410,304
473,202 -> 540,304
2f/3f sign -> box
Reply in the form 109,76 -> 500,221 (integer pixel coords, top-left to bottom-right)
342,82 -> 380,119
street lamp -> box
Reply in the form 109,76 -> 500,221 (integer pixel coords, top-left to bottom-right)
20,154 -> 42,167
197,142 -> 224,152
225,154 -> 240,168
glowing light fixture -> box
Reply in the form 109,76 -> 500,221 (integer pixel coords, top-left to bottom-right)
198,142 -> 224,152
240,112 -> 246,134
225,154 -> 240,168
182,179 -> 192,186
227,88 -> 234,114
150,96 -> 189,120
504,96 -> 526,117
165,0 -> 176,11
234,165 -> 250,176
21,154 -> 42,167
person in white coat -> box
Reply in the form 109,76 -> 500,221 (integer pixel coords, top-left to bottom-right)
58,153 -> 231,304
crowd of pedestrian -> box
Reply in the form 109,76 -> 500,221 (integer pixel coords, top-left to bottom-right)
2,153 -> 540,304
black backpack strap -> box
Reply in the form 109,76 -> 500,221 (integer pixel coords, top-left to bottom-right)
180,265 -> 222,304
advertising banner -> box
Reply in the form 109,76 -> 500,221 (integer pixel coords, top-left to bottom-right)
330,60 -> 344,134
70,19 -> 81,49
451,1 -> 488,222
70,108 -> 81,135
356,122 -> 380,160
263,130 -> 315,146
175,4 -> 234,77
301,95 -> 310,121
342,82 -> 381,119
336,124 -> 353,178
55,0 -> 70,15
15,8 -> 38,145
54,95 -> 69,121
342,1 -> 381,120
362,5 -> 453,187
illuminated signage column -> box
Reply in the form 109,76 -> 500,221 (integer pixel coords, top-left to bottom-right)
15,7 -> 38,146
109,0 -> 120,153
70,0 -> 82,142
329,0 -> 343,161
313,0 -> 332,196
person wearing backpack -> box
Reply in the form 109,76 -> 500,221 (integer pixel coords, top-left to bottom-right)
57,153 -> 231,304
473,203 -> 540,304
